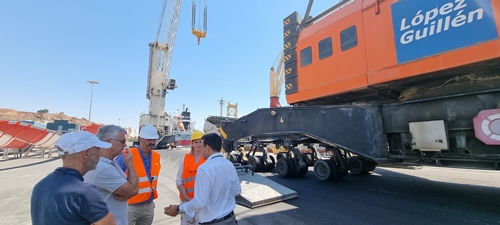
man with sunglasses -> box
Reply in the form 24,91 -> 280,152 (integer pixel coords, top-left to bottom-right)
84,125 -> 139,225
115,124 -> 161,225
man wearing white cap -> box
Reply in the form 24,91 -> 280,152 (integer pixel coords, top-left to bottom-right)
30,131 -> 116,225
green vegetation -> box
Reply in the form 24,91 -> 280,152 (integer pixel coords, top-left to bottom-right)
37,109 -> 49,113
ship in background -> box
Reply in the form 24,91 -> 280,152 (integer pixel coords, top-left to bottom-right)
155,105 -> 194,149
171,106 -> 194,147
203,100 -> 238,135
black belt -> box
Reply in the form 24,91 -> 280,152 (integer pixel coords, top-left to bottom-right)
199,211 -> 234,225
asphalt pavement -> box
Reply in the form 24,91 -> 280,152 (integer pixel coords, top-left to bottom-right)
2,149 -> 500,225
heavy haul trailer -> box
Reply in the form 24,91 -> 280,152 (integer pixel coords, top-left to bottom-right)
220,0 -> 500,181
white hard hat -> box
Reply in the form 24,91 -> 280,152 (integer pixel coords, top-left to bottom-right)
139,124 -> 159,139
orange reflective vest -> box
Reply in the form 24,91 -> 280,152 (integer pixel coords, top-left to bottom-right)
127,147 -> 161,204
180,153 -> 206,200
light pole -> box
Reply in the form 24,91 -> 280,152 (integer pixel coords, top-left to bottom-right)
87,80 -> 99,125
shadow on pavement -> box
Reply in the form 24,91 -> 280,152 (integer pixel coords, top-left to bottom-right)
0,157 -> 59,172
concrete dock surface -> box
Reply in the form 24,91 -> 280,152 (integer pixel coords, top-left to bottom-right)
0,148 -> 281,225
3,148 -> 500,225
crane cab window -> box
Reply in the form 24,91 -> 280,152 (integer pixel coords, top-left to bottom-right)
318,37 -> 333,60
341,26 -> 357,51
300,46 -> 312,67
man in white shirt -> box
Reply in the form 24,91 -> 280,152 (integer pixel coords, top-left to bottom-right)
84,125 -> 139,225
164,133 -> 242,225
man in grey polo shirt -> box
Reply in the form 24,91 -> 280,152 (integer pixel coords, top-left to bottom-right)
84,125 -> 139,225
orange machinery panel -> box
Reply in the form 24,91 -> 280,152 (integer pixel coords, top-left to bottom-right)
286,0 -> 500,104
287,0 -> 368,104
365,0 -> 500,85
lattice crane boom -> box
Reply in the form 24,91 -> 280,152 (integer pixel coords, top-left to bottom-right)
141,0 -> 183,135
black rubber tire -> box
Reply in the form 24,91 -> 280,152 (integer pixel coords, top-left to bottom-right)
249,156 -> 263,172
286,158 -> 298,178
296,164 -> 309,176
229,154 -> 238,163
347,156 -> 367,175
276,158 -> 292,178
329,160 -> 348,179
303,153 -> 314,167
338,166 -> 349,178
364,158 -> 376,172
277,152 -> 287,160
327,160 -> 342,180
264,155 -> 276,172
313,160 -> 334,181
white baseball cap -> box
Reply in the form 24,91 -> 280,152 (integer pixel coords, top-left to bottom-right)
55,131 -> 111,156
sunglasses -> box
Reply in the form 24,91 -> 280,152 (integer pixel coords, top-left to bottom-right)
111,139 -> 126,144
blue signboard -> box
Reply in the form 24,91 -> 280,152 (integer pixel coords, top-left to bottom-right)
391,0 -> 498,64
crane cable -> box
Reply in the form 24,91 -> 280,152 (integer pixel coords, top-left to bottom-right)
271,50 -> 285,97
156,0 -> 168,43
272,50 -> 283,69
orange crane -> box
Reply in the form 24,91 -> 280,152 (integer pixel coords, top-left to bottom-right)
221,0 -> 500,180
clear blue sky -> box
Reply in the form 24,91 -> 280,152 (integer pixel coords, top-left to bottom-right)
0,1 -> 334,131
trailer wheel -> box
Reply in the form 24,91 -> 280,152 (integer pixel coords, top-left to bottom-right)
304,153 -> 316,166
286,158 -> 298,177
240,154 -> 248,165
327,160 -> 347,180
264,155 -> 276,172
296,165 -> 309,176
229,154 -> 239,163
364,159 -> 377,172
249,156 -> 263,172
331,160 -> 348,179
347,156 -> 367,175
276,158 -> 293,178
338,167 -> 349,178
313,160 -> 334,181
277,152 -> 287,160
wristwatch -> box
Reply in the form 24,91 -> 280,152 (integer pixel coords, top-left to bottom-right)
177,205 -> 184,214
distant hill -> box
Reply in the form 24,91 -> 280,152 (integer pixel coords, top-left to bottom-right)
0,108 -> 91,127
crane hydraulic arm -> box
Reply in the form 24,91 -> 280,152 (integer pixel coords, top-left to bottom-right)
140,0 -> 182,136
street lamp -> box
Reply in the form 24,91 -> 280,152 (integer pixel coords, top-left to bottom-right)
87,80 -> 99,124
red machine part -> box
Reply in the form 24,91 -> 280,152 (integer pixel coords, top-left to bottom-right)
473,109 -> 500,145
